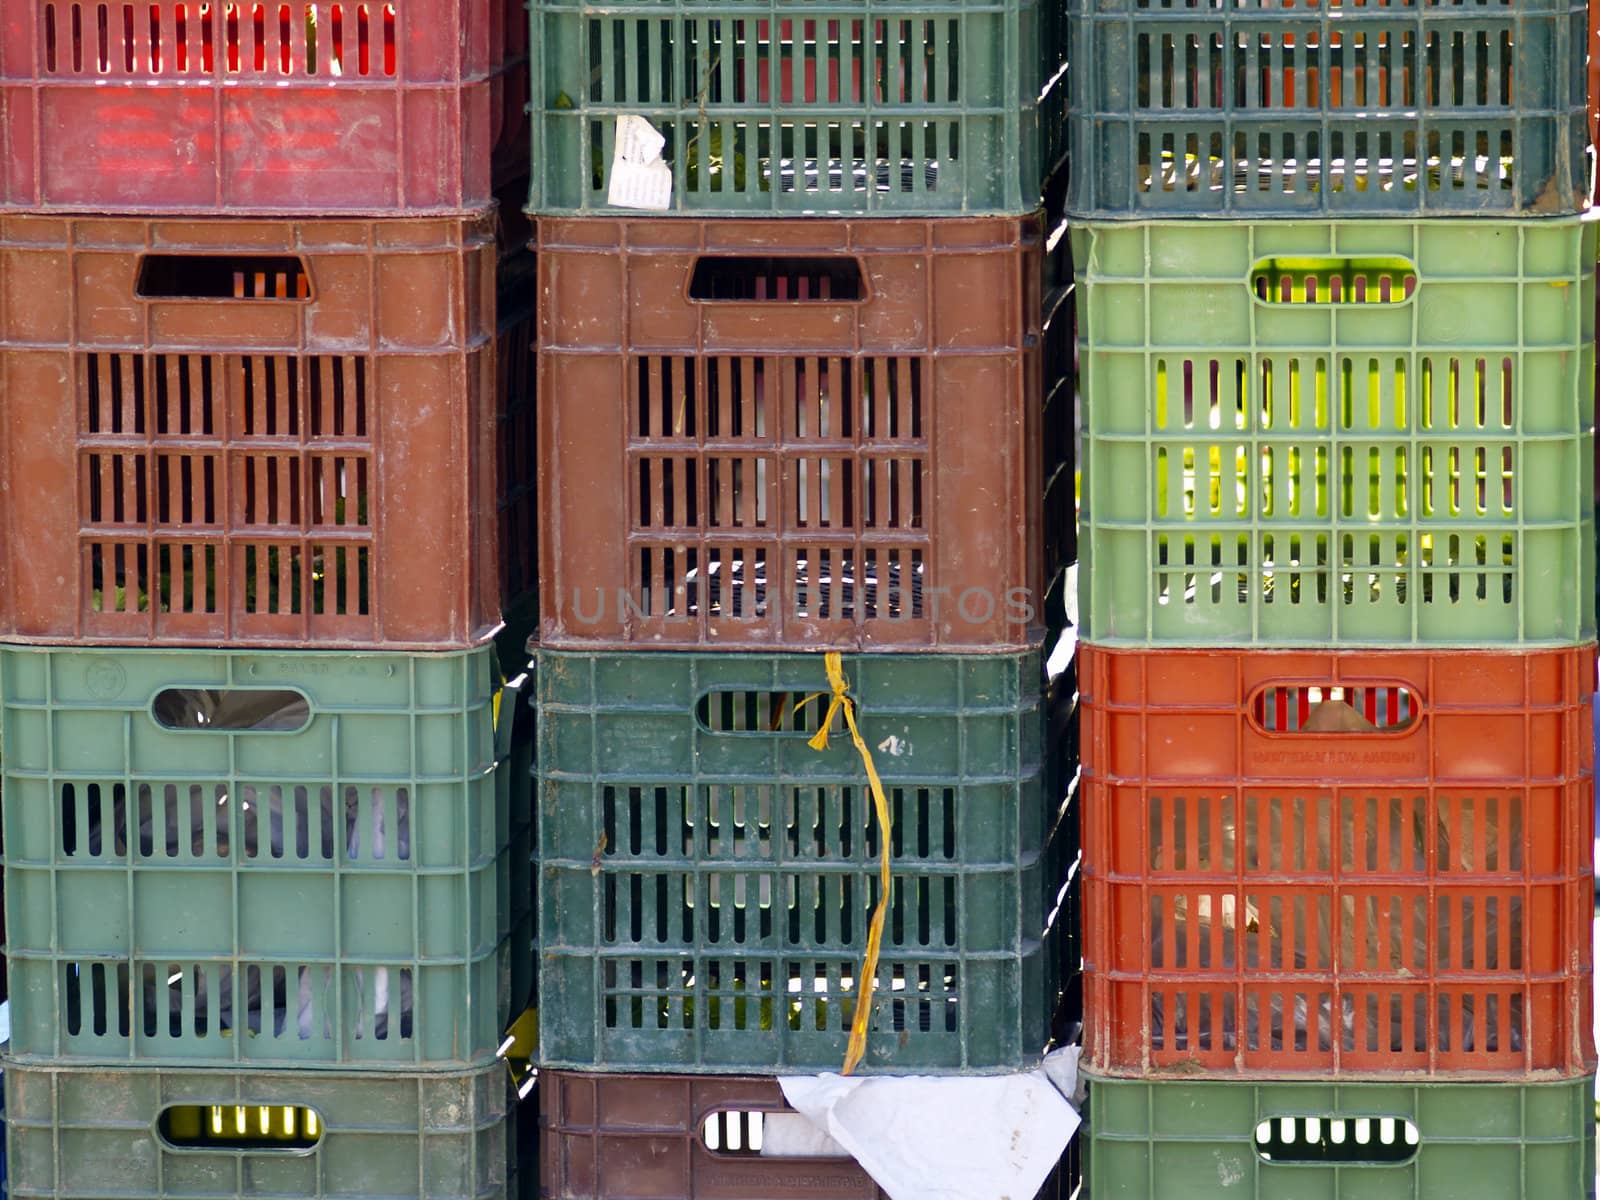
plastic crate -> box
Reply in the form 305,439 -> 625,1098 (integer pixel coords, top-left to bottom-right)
1066,0 -> 1589,220
535,647 -> 1076,1074
1591,0 -> 1600,151
1082,1072 -> 1596,1200
536,215 -> 1074,652
527,0 -> 1067,215
2,1061 -> 507,1199
0,212 -> 537,650
0,645 -> 532,1071
0,0 -> 529,215
1080,642 -> 1596,1078
1075,218 -> 1597,647
539,1070 -> 1085,1198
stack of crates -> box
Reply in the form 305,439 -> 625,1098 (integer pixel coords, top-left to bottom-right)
1068,0 -> 1599,1191
521,0 -> 1081,1191
0,2 -> 539,1197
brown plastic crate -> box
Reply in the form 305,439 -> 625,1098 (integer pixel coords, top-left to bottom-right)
540,1071 -> 1083,1199
0,211 -> 535,649
536,215 -> 1066,652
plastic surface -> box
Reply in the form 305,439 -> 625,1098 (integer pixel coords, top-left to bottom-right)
0,213 -> 537,650
0,645 -> 532,1070
0,0 -> 529,214
1075,218 -> 1597,647
537,215 -> 1073,652
527,0 -> 1067,215
1067,0 -> 1590,219
535,647 -> 1077,1074
1592,0 -> 1600,151
2,1062 -> 508,1198
1082,1072 -> 1596,1200
539,1071 -> 1085,1199
1080,642 -> 1596,1078
542,1073 -> 888,1198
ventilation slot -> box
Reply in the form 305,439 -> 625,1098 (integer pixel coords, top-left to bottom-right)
702,1110 -> 767,1155
696,689 -> 829,734
159,1104 -> 322,1150
151,688 -> 311,732
1254,1115 -> 1419,1164
689,257 -> 865,302
136,255 -> 310,300
1250,257 -> 1417,304
1253,684 -> 1417,733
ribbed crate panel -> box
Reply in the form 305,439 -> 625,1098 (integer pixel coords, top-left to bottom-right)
535,647 -> 1077,1074
1066,0 -> 1589,218
0,213 -> 536,650
1075,217 -> 1596,647
3,1062 -> 508,1199
527,0 -> 1067,215
1083,1072 -> 1596,1200
0,645 -> 531,1070
1080,642 -> 1596,1079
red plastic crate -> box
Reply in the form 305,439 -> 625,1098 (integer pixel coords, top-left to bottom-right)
537,215 -> 1073,652
1080,643 -> 1597,1079
0,0 -> 527,214
0,211 -> 535,648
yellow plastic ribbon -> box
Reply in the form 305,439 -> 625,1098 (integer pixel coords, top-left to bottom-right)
802,651 -> 892,1076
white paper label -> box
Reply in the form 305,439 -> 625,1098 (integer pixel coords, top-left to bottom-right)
608,115 -> 672,210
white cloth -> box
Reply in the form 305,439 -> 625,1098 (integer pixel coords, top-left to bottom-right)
774,1047 -> 1082,1200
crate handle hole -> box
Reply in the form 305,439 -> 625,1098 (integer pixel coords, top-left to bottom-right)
158,1103 -> 322,1151
152,688 -> 311,732
695,689 -> 833,734
702,1109 -> 768,1155
689,257 -> 865,302
1249,257 -> 1416,305
1255,1115 -> 1419,1164
136,255 -> 311,300
1250,683 -> 1417,734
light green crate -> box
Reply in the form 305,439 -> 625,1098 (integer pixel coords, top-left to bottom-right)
2,1061 -> 508,1199
0,646 -> 531,1071
1083,1073 -> 1596,1200
1074,217 -> 1597,646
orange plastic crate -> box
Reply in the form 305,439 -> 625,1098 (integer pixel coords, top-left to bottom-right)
1081,642 -> 1597,1079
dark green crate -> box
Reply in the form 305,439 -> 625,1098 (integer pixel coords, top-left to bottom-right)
0,646 -> 532,1071
535,648 -> 1077,1074
1066,0 -> 1589,219
1083,1073 -> 1596,1200
528,0 -> 1068,215
2,1061 -> 508,1199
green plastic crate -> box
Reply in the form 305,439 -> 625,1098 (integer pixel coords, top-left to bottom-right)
0,646 -> 531,1071
2,1061 -> 508,1199
1082,1072 -> 1596,1200
1065,0 -> 1589,219
1075,217 -> 1597,646
535,647 -> 1076,1074
527,0 -> 1067,215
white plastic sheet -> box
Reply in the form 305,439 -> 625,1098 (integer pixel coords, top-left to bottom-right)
774,1047 -> 1082,1200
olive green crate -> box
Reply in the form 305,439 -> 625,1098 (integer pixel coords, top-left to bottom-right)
1082,1072 -> 1596,1200
535,647 -> 1078,1074
2,1061 -> 508,1199
1075,216 -> 1596,646
0,645 -> 531,1071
